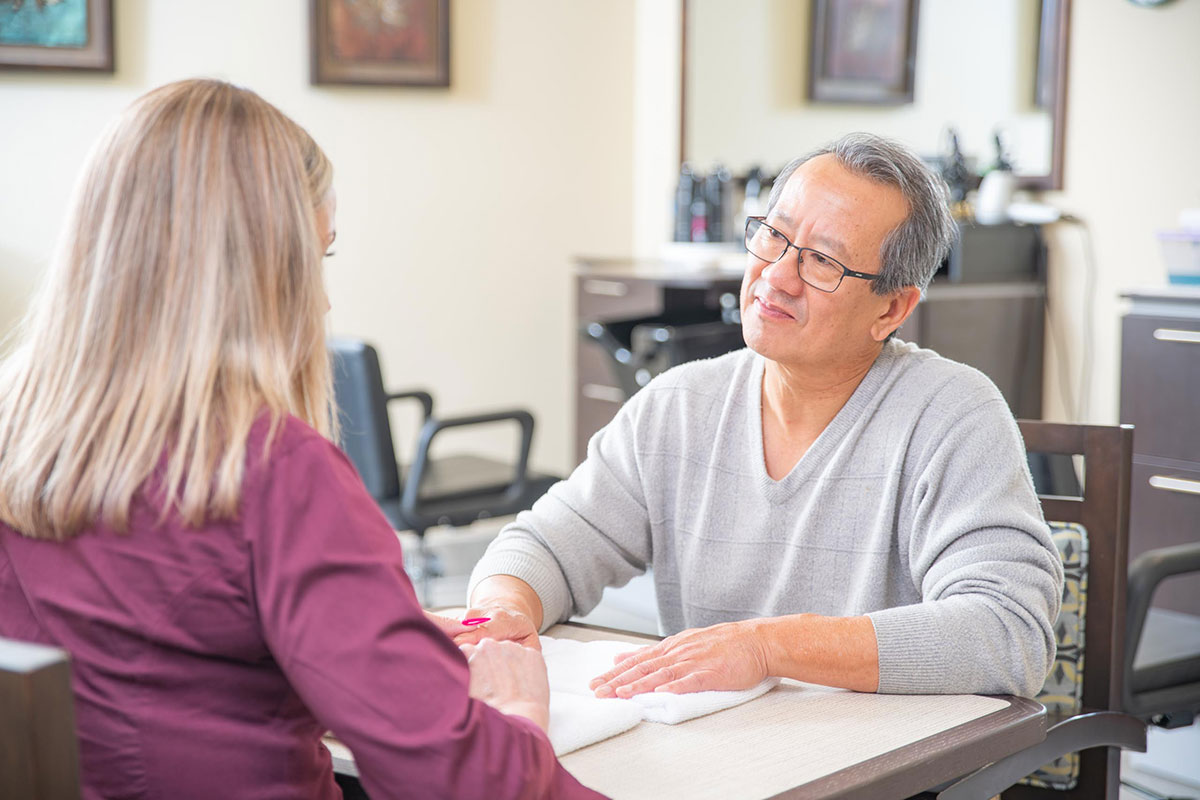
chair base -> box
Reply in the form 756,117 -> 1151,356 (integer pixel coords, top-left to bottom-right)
937,712 -> 1146,800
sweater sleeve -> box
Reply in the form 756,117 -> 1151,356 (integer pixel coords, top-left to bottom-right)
867,399 -> 1064,697
243,432 -> 602,800
469,392 -> 653,630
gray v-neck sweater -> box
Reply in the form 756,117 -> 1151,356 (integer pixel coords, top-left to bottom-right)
470,341 -> 1063,696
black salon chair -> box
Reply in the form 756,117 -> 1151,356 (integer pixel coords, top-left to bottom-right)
1027,447 -> 1200,732
328,338 -> 561,599
1124,541 -> 1200,728
581,314 -> 744,398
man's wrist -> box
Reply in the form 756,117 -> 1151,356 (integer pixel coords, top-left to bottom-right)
751,615 -> 797,678
468,574 -> 545,630
470,590 -> 534,620
753,613 -> 880,692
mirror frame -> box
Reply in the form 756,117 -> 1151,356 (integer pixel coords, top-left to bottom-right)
679,0 -> 1072,192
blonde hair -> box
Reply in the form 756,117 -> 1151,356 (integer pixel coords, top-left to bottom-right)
0,79 -> 335,539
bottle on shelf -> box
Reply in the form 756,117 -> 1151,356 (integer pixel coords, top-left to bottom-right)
674,163 -> 695,242
975,131 -> 1016,225
743,166 -> 764,222
689,170 -> 709,243
705,164 -> 731,242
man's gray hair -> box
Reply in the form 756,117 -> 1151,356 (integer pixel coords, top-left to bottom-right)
765,132 -> 957,294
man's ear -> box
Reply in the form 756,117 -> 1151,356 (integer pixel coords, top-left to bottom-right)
870,286 -> 922,342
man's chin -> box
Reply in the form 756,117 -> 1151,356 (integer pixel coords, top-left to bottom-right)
742,327 -> 794,362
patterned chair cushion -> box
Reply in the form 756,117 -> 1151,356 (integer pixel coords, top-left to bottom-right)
1020,521 -> 1089,791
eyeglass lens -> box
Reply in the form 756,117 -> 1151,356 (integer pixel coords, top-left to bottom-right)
744,218 -> 844,292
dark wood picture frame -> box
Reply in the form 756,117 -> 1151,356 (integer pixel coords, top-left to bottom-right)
807,0 -> 919,105
310,0 -> 450,87
1024,0 -> 1070,191
0,0 -> 113,72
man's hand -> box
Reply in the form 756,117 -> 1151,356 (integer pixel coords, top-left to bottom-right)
456,574 -> 546,651
451,604 -> 542,651
588,620 -> 772,698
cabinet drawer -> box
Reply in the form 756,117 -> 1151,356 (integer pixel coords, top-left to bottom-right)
577,277 -> 661,321
1120,314 -> 1200,462
1129,460 -> 1200,616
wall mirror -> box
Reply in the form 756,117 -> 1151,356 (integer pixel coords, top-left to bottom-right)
681,0 -> 1071,192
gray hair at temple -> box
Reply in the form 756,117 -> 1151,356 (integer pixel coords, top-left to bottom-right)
765,132 -> 957,294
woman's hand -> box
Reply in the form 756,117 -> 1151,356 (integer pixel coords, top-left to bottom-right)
588,620 -> 772,698
460,639 -> 551,733
423,610 -> 474,639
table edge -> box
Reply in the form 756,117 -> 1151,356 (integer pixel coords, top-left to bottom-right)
766,695 -> 1047,800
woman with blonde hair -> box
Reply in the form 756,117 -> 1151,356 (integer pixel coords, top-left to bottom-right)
0,79 -> 600,799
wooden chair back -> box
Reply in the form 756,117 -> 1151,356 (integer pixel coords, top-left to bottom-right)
1004,421 -> 1134,800
0,637 -> 81,800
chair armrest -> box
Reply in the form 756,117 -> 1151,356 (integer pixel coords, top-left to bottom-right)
400,409 -> 535,521
385,389 -> 434,421
936,711 -> 1146,800
1124,541 -> 1200,711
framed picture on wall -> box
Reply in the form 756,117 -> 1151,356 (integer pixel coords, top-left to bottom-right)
807,0 -> 919,104
310,0 -> 450,87
0,0 -> 113,72
1034,0 -> 1064,109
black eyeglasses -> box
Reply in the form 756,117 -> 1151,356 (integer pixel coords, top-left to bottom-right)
744,216 -> 880,293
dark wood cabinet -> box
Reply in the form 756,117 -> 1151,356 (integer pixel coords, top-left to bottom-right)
1119,289 -> 1200,616
896,282 -> 1046,420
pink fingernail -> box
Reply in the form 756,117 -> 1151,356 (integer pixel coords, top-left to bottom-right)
461,617 -> 491,626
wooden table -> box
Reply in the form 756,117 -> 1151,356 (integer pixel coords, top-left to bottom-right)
325,622 -> 1046,799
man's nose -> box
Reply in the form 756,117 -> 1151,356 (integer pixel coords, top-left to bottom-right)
761,251 -> 803,294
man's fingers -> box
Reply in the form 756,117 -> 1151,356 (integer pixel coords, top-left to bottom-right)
652,673 -> 706,694
588,645 -> 655,689
452,626 -> 487,645
452,607 -> 543,651
613,665 -> 679,697
592,654 -> 676,696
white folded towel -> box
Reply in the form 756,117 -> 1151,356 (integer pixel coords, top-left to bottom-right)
547,691 -> 642,757
541,635 -> 780,754
631,675 -> 779,724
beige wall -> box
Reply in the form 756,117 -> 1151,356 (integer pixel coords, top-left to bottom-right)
1044,0 -> 1200,425
632,0 -> 682,257
0,0 -> 635,474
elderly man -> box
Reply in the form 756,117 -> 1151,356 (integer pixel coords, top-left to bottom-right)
459,133 -> 1063,699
